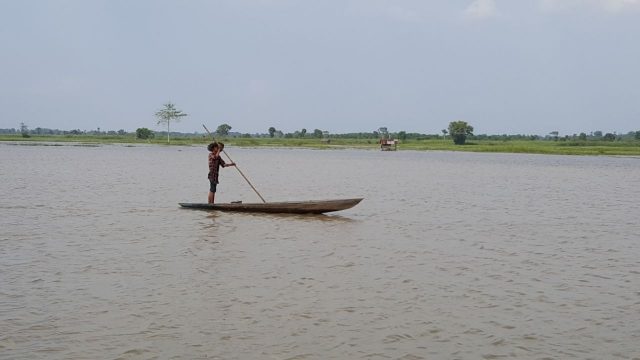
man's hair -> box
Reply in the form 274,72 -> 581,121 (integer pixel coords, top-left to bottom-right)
207,142 -> 219,152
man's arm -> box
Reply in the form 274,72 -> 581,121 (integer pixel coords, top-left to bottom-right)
219,156 -> 236,168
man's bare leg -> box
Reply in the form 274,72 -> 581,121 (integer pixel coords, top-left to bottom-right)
208,192 -> 215,204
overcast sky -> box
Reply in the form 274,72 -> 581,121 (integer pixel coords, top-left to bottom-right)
1,0 -> 639,135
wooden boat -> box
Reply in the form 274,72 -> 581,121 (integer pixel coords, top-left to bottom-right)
179,198 -> 363,214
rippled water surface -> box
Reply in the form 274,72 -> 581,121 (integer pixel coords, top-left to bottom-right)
1,143 -> 640,359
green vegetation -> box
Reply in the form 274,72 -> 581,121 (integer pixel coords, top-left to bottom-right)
448,121 -> 474,145
20,122 -> 30,138
1,133 -> 639,156
136,127 -> 154,139
155,103 -> 187,144
216,124 -> 232,136
6,103 -> 638,156
399,139 -> 640,156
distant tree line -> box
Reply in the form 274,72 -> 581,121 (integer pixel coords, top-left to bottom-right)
6,102 -> 640,145
4,123 -> 640,144
1,125 -> 129,136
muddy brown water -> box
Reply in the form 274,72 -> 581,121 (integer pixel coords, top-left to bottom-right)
1,143 -> 639,359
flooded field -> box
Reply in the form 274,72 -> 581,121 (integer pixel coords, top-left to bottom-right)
1,143 -> 639,359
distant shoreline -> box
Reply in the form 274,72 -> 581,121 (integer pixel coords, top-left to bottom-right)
1,134 -> 639,156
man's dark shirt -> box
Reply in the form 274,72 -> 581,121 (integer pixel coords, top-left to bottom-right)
208,152 -> 226,184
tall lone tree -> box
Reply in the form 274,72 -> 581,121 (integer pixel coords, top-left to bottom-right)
155,103 -> 187,144
448,121 -> 474,145
268,127 -> 276,138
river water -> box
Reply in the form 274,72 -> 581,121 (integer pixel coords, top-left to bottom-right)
1,142 -> 639,359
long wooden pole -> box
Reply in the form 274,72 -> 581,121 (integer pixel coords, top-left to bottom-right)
202,124 -> 266,203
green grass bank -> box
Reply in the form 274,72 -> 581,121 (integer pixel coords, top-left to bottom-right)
2,134 -> 639,156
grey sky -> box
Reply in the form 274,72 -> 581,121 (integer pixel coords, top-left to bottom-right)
1,0 -> 639,135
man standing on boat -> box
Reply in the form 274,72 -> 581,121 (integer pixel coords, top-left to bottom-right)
208,142 -> 235,204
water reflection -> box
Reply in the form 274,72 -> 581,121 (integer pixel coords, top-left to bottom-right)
199,210 -> 358,222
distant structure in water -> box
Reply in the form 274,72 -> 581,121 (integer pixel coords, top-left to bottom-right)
321,130 -> 331,144
378,127 -> 398,151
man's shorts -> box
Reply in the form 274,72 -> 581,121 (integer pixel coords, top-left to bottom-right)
209,180 -> 217,193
